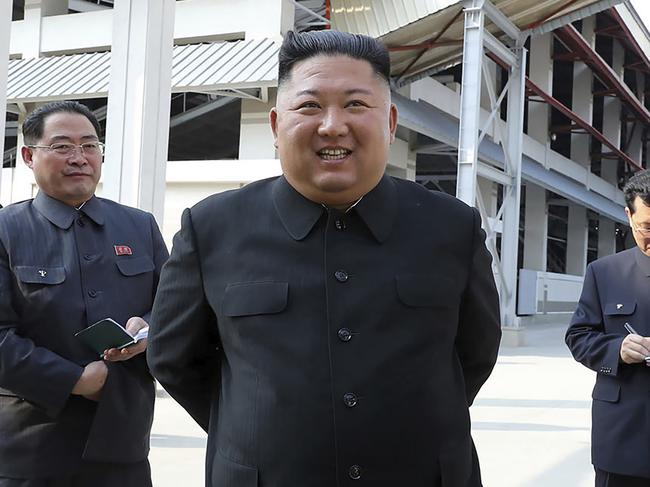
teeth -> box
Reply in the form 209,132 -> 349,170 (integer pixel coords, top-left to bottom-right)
318,148 -> 350,160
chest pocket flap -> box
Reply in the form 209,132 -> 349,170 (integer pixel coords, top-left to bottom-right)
395,274 -> 457,308
222,281 -> 288,317
116,256 -> 155,276
604,302 -> 636,316
14,266 -> 65,285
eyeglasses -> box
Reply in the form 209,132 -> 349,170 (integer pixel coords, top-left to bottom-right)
631,221 -> 650,236
28,142 -> 105,157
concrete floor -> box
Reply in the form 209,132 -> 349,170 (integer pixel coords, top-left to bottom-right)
149,322 -> 596,486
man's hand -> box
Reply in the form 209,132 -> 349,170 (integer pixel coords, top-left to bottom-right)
103,316 -> 148,362
620,334 -> 650,365
72,360 -> 108,401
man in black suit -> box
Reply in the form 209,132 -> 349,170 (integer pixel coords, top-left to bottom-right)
566,170 -> 650,487
0,101 -> 168,486
148,30 -> 501,487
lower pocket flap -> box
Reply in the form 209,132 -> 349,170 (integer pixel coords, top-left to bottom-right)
212,451 -> 258,487
592,379 -> 620,403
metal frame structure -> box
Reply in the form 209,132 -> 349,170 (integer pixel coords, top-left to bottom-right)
456,0 -> 527,328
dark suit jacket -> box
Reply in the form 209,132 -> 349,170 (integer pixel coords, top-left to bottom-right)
148,175 -> 501,487
566,247 -> 650,478
0,192 -> 168,478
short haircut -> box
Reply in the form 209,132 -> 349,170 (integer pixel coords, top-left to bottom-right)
23,101 -> 101,145
278,30 -> 391,86
623,170 -> 650,213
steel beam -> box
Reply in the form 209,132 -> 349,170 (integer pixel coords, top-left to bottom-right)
482,0 -> 520,41
456,0 -> 485,205
499,47 -> 526,328
483,30 -> 517,67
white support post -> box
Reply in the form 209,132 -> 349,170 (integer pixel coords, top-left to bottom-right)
239,95 -> 278,159
103,0 -> 175,223
570,17 -> 594,168
500,46 -> 527,328
456,0 -> 485,204
566,204 -> 588,275
523,184 -> 548,271
597,217 -> 616,258
0,1 -> 11,203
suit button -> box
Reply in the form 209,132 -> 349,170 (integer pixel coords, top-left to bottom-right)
338,328 -> 352,342
88,289 -> 98,298
334,270 -> 349,282
335,219 -> 347,231
83,254 -> 93,261
349,465 -> 362,480
343,392 -> 358,407
76,218 -> 85,227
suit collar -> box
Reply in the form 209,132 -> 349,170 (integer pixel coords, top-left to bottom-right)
271,174 -> 397,243
352,175 -> 397,243
272,176 -> 324,241
634,247 -> 650,277
33,191 -> 104,229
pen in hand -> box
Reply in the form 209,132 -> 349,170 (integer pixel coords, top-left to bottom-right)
623,322 -> 650,362
624,322 -> 638,335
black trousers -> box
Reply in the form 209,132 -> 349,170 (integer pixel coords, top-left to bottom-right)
595,468 -> 650,487
0,460 -> 151,487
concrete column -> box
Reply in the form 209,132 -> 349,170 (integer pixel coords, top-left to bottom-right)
103,0 -> 175,223
478,177 -> 498,218
627,124 -> 643,165
601,40 -> 624,184
522,184 -> 548,271
12,110 -> 38,203
22,0 -> 67,58
0,0 -> 11,203
570,18 -> 594,168
597,216 -> 616,258
566,204 -> 588,276
527,33 -> 553,144
387,138 -> 411,180
239,94 -> 277,159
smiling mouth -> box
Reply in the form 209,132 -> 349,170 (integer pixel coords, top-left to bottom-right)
317,148 -> 352,161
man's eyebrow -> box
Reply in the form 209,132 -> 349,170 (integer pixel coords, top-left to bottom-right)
49,134 -> 99,142
294,88 -> 374,97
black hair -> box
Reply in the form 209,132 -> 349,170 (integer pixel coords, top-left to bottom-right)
278,30 -> 391,86
623,170 -> 650,213
22,101 -> 101,144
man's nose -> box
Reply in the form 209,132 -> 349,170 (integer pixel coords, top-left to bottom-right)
66,147 -> 87,164
318,108 -> 349,137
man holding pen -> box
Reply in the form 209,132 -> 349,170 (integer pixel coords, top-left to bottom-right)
566,169 -> 650,487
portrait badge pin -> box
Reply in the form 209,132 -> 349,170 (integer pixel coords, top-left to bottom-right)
114,245 -> 133,256
616,304 -> 623,310
38,269 -> 47,277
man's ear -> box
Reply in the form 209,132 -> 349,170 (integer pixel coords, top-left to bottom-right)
269,107 -> 279,148
21,146 -> 34,169
388,103 -> 398,144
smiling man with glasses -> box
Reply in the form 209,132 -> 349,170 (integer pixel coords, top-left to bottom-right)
567,170 -> 650,487
0,101 -> 168,487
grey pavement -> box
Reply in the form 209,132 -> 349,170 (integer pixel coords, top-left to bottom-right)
149,321 -> 596,486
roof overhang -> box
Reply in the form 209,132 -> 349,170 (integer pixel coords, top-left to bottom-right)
331,0 -> 626,85
7,38 -> 280,104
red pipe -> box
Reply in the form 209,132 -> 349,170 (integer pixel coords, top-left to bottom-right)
325,0 -> 331,29
525,77 -> 643,171
555,24 -> 650,125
